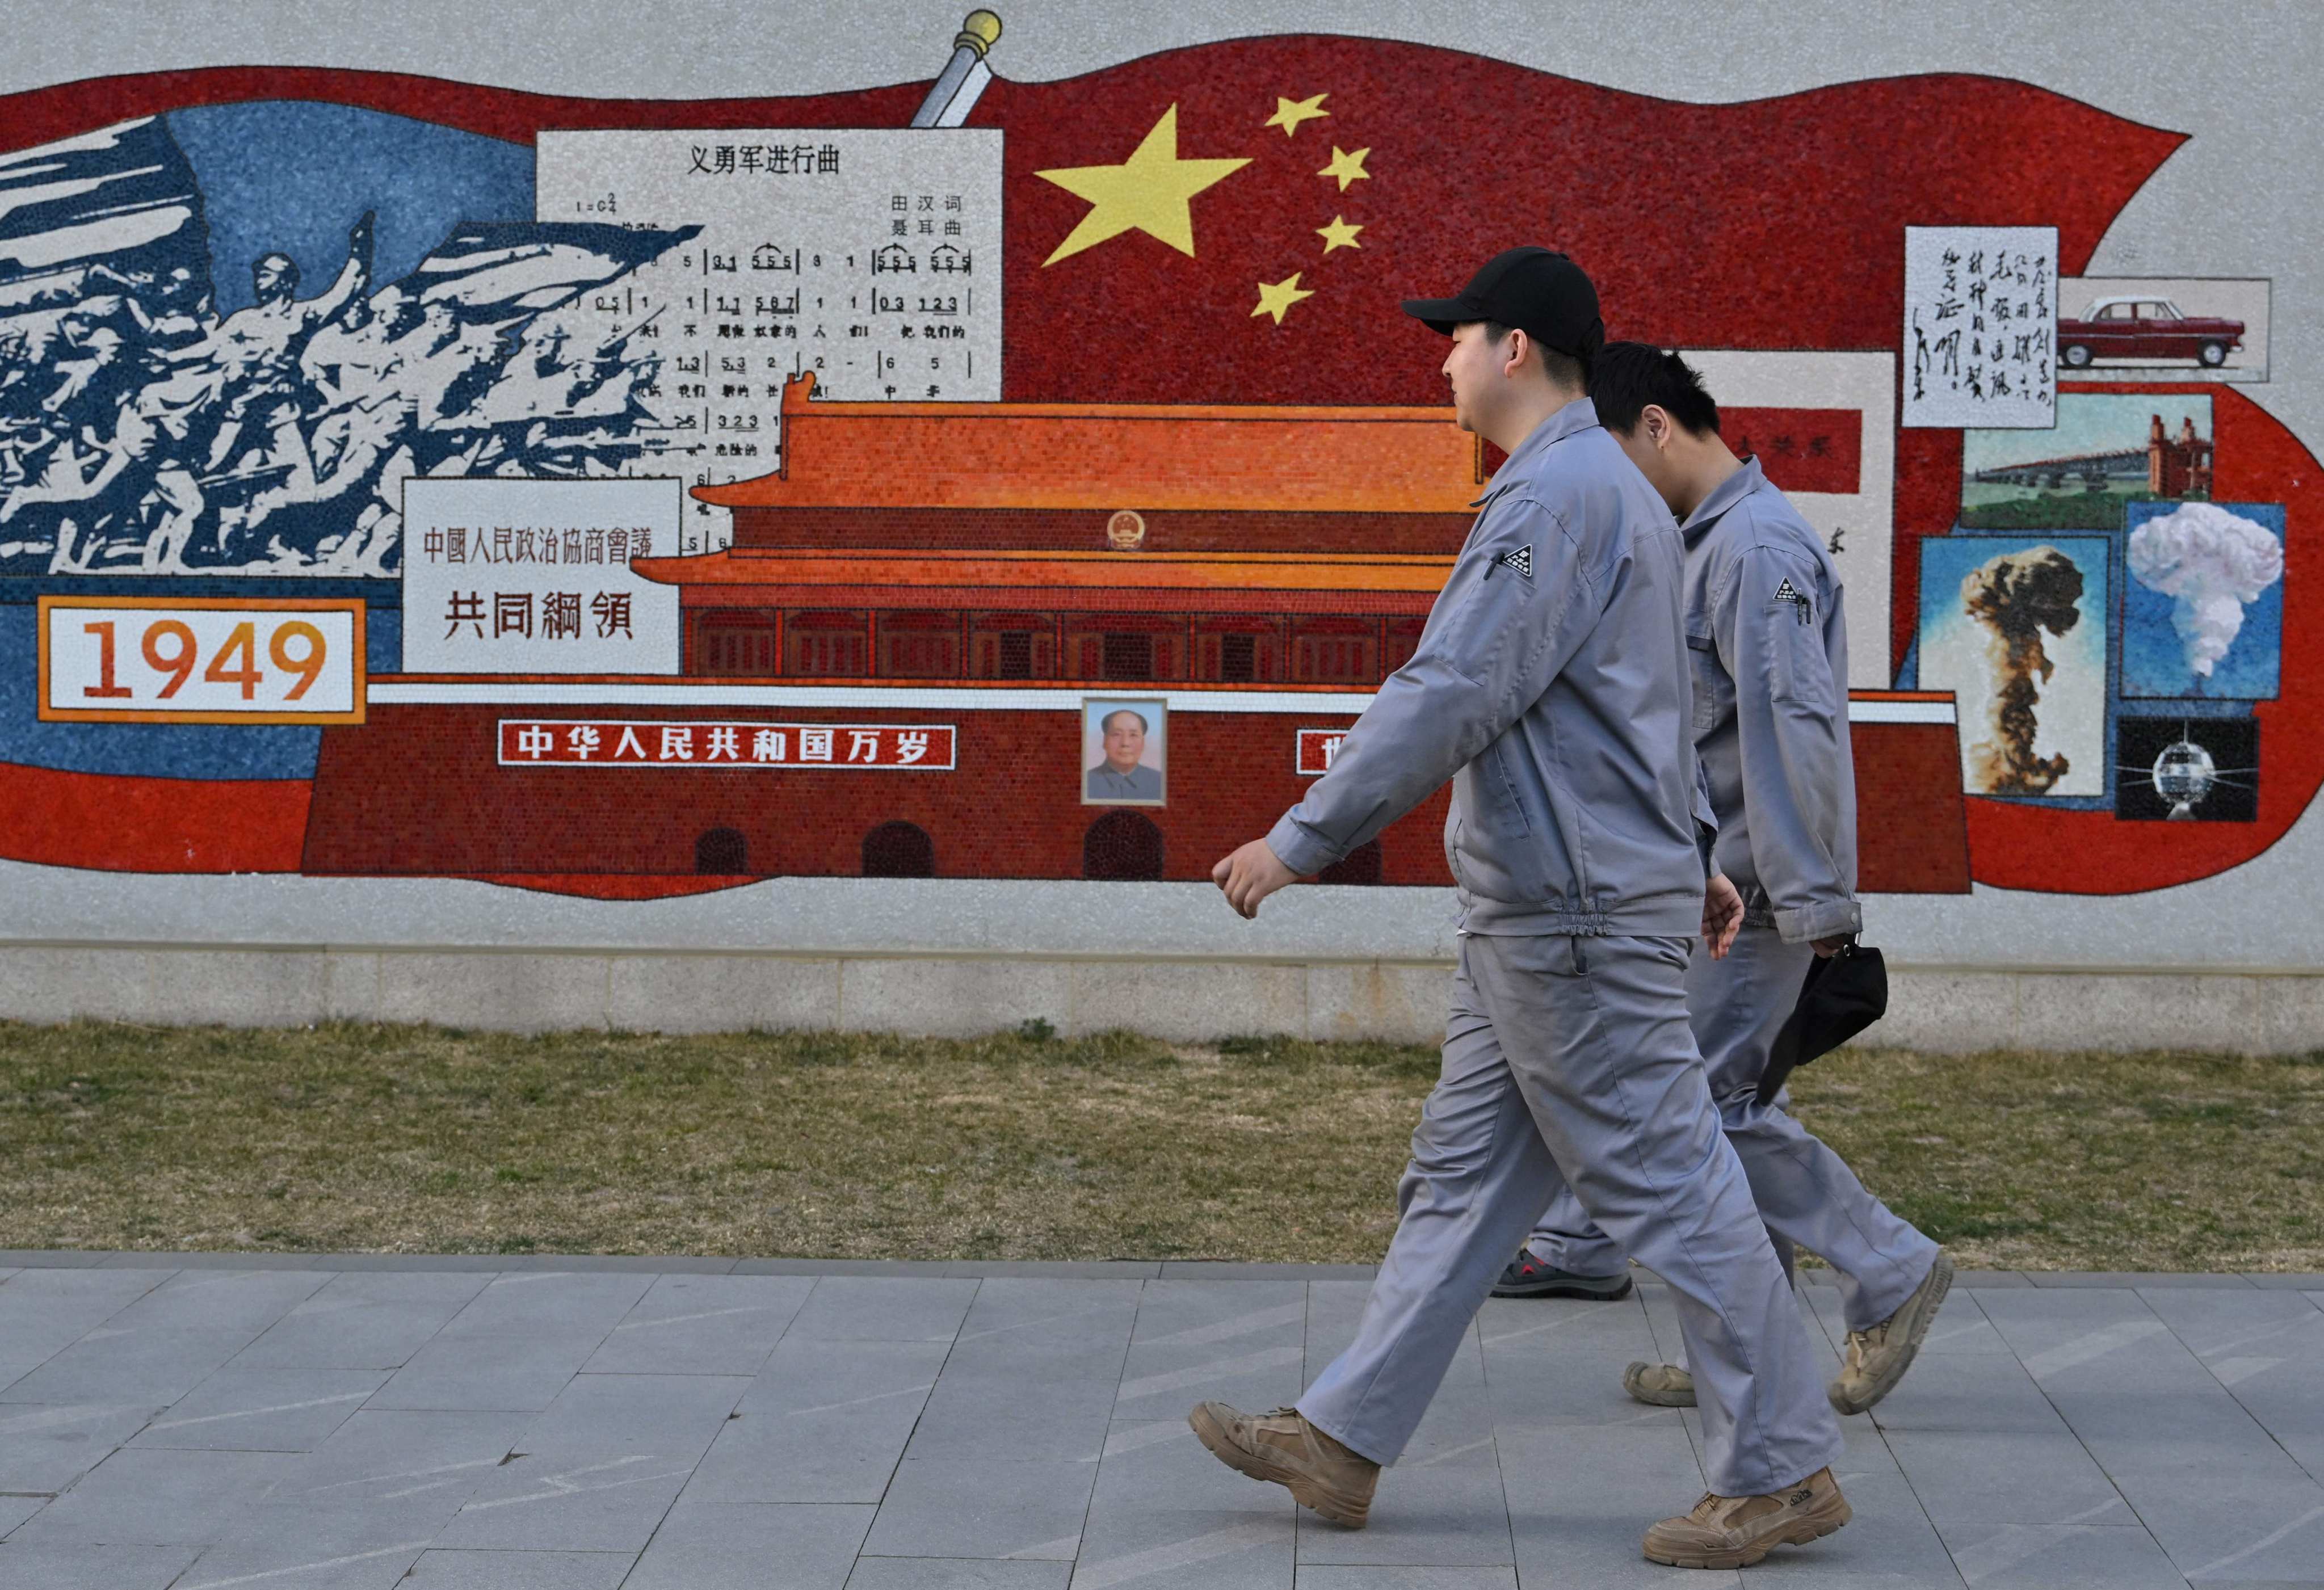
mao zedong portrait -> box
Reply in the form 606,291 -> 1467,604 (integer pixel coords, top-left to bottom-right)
1084,704 -> 1165,804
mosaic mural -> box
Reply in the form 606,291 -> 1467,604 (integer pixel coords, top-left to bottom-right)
0,23 -> 2310,901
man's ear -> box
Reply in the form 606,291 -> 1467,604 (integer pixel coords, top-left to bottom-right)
1642,404 -> 1673,451
1499,328 -> 1531,380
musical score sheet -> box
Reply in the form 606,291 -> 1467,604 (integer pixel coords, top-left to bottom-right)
536,129 -> 1005,550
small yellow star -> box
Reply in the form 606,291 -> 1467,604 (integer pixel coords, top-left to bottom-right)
1264,93 -> 1330,136
1316,215 -> 1364,254
1316,145 -> 1371,191
1251,272 -> 1315,326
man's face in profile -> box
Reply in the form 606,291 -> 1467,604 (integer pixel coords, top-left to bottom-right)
1102,711 -> 1146,773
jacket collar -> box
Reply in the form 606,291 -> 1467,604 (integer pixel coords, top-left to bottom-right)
1470,396 -> 1602,507
1679,455 -> 1766,543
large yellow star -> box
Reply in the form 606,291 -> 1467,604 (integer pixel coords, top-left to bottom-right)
1317,145 -> 1371,191
1251,272 -> 1315,326
1316,215 -> 1364,253
1035,106 -> 1252,267
1264,93 -> 1329,136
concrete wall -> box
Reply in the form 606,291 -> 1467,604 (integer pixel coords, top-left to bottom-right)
5,941 -> 2317,1054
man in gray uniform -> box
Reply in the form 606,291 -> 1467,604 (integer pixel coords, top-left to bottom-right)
1507,346 -> 1952,1420
1191,251 -> 1850,1572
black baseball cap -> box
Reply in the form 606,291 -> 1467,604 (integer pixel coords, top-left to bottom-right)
1401,247 -> 1605,360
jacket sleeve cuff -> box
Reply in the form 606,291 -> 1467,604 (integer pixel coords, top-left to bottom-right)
1773,897 -> 1863,943
1264,812 -> 1340,878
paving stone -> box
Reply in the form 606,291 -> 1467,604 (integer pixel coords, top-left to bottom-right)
0,1544 -> 197,1589
1155,1264 -> 1376,1281
491,1371 -> 747,1465
683,1338 -> 951,1505
843,1562 -> 1070,1589
256,1408 -> 534,1513
782,1276 -> 980,1341
400,1549 -> 636,1588
171,1504 -> 438,1589
0,1268 -> 169,1375
906,1370 -> 1120,1463
1953,1269 -> 2034,1287
0,1251 -> 110,1269
9,1447 -> 294,1545
581,1273 -> 815,1377
0,1399 -> 165,1492
943,1262 -> 1161,1279
1295,1572 -> 1515,1590
1935,1521 -> 2193,1588
230,1270 -> 494,1370
1499,1424 -> 1718,1589
624,1499 -> 871,1589
2025,1271 -> 2255,1289
0,1495 -> 43,1534
1750,1471 -> 1967,1587
0,1328 -> 268,1407
859,1458 -> 1096,1560
365,1331 -> 602,1412
940,1278 -> 1141,1379
1069,1505 -> 1292,1588
128,1367 -> 388,1451
1884,1427 -> 2132,1529
435,1272 -> 654,1340
428,1452 -> 693,1553
1293,1462 -> 1512,1567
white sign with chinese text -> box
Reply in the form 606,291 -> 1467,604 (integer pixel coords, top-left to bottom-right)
1903,226 -> 2058,428
401,478 -> 681,675
498,720 -> 956,769
1296,727 -> 1352,776
536,129 -> 1005,552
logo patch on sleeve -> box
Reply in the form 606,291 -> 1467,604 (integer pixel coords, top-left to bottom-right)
1496,545 -> 1533,579
1771,577 -> 1812,623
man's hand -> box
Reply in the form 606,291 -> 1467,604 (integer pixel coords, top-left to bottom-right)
1212,838 -> 1300,920
1701,873 -> 1743,960
1811,935 -> 1850,958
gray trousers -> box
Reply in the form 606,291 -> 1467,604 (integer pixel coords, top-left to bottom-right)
1297,932 -> 1842,1498
1527,923 -> 1939,1334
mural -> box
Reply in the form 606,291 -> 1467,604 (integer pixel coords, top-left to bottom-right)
0,24 -> 2314,904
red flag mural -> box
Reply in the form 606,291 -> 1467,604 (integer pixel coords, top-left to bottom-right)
0,40 -> 2310,897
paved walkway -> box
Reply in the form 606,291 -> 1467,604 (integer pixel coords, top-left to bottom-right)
1,1254 -> 2321,1588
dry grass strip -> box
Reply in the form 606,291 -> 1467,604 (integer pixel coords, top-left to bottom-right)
1,1022 -> 2318,1270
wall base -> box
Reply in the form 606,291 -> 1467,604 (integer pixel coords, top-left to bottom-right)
1,944 -> 2319,1053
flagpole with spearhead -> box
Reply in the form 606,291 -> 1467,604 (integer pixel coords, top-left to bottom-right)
909,10 -> 1003,128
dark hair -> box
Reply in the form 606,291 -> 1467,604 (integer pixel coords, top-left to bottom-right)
1100,708 -> 1148,734
1588,342 -> 1720,437
1480,321 -> 1591,394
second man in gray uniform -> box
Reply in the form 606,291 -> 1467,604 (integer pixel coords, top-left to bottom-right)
1511,344 -> 1952,1419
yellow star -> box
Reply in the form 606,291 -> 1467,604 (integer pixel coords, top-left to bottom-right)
1251,272 -> 1315,326
1264,93 -> 1330,136
1316,145 -> 1371,191
1035,105 -> 1253,267
1316,215 -> 1364,253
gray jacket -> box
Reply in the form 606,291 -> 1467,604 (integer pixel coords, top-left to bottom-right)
1266,396 -> 1708,937
1681,457 -> 1861,943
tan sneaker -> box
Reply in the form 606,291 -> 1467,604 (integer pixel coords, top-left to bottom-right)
1642,1466 -> 1851,1568
1188,1401 -> 1378,1527
1831,1251 -> 1955,1415
1622,1360 -> 1696,1407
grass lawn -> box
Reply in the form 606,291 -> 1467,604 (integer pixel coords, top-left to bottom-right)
2,1021 -> 2318,1271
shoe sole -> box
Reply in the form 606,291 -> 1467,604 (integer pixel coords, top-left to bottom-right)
1622,1362 -> 1696,1408
1830,1251 -> 1956,1416
1642,1495 -> 1852,1569
1188,1404 -> 1370,1528
1491,1274 -> 1635,1301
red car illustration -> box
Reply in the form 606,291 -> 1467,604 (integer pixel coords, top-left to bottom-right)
2058,296 -> 2245,368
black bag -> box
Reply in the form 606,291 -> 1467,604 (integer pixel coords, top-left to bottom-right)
1755,940 -> 1887,1106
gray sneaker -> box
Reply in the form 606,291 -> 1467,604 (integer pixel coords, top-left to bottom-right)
1830,1251 -> 1955,1415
